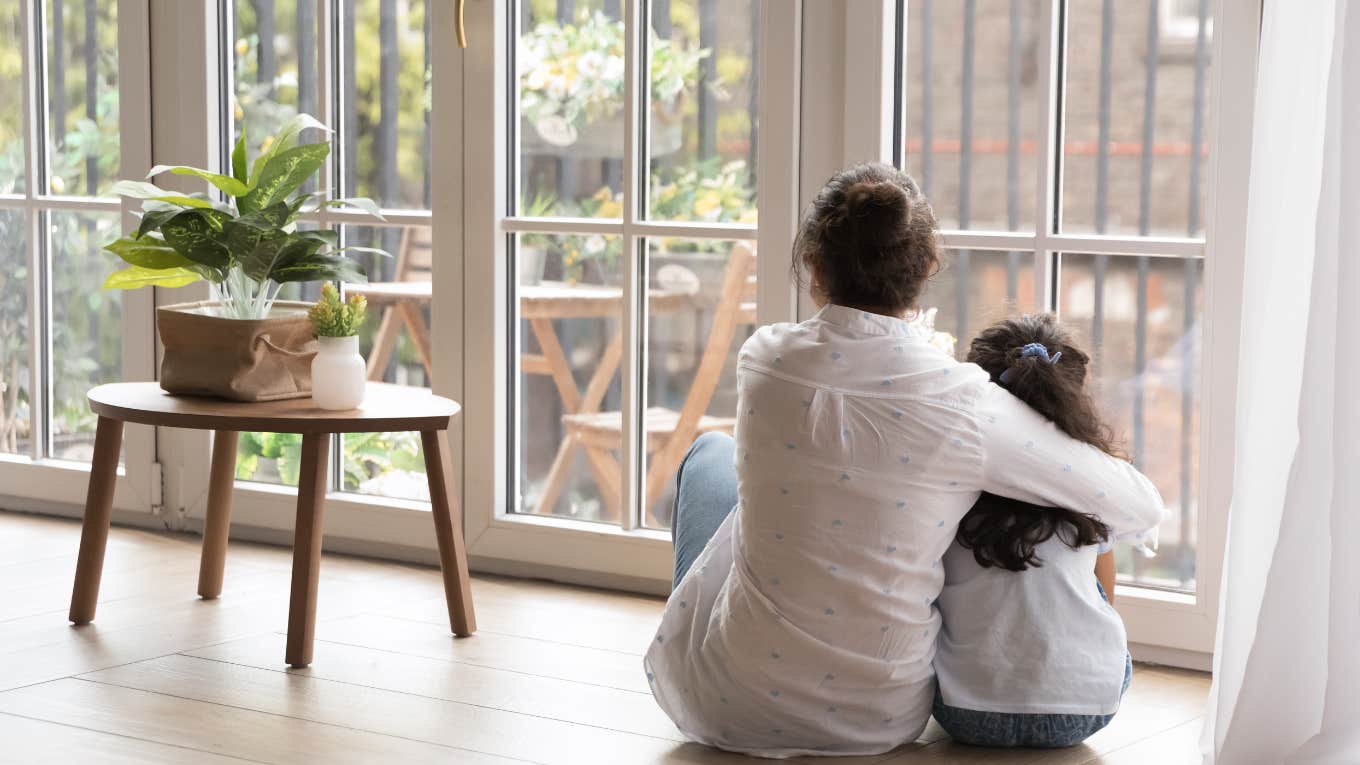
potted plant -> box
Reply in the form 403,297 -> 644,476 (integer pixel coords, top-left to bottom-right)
518,11 -> 707,157
101,113 -> 386,401
307,283 -> 367,410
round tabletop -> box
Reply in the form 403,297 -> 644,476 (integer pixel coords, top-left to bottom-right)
87,382 -> 460,434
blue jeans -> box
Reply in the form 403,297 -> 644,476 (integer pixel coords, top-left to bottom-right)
671,432 -> 739,587
932,582 -> 1132,748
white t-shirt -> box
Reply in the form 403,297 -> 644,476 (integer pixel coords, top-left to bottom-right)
643,305 -> 1166,758
935,536 -> 1131,716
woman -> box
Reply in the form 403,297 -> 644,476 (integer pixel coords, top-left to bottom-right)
643,164 -> 1164,757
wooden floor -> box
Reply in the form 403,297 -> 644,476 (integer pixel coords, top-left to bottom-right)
0,511 -> 1210,764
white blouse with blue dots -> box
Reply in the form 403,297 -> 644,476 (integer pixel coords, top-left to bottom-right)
643,304 -> 1166,758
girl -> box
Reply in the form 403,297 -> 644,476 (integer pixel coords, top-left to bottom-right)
644,163 -> 1165,758
932,315 -> 1147,748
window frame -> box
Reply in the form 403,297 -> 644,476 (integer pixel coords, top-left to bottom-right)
848,0 -> 1255,662
0,0 -> 157,519
460,0 -> 800,589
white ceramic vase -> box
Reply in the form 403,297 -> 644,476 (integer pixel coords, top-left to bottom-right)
311,335 -> 366,410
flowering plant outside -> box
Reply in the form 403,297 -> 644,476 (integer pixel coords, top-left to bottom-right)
519,11 -> 708,146
522,159 -> 756,284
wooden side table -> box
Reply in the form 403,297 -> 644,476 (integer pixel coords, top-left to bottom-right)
69,382 -> 476,667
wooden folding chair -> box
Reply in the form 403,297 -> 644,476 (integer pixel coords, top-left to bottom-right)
347,226 -> 435,381
533,242 -> 758,517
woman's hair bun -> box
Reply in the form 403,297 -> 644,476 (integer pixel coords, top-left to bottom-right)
844,181 -> 909,248
793,163 -> 938,314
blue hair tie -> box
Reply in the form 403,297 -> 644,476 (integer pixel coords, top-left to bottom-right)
999,343 -> 1062,385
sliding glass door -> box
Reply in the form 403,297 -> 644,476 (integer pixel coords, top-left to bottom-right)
888,0 -> 1242,657
462,0 -> 795,585
0,0 -> 155,514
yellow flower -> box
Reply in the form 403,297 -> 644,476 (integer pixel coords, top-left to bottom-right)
235,38 -> 249,56
694,190 -> 721,219
738,208 -> 759,225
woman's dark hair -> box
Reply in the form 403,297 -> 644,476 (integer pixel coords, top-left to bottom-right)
793,163 -> 939,315
956,314 -> 1121,571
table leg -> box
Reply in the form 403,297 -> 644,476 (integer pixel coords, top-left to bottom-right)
69,416 -> 124,625
198,430 -> 239,599
421,430 -> 476,637
285,432 -> 330,667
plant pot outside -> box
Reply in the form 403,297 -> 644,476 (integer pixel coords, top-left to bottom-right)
157,300 -> 317,402
520,106 -> 684,158
519,245 -> 548,286
311,335 -> 366,410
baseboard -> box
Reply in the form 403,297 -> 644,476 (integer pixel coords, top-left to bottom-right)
1130,641 -> 1214,672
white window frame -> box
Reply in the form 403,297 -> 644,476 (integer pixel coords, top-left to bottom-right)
810,0 -> 1257,665
460,0 -> 802,591
0,0 -> 158,520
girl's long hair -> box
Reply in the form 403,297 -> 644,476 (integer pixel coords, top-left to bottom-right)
957,314 -> 1119,571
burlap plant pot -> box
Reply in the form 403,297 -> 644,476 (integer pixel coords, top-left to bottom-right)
157,300 -> 318,402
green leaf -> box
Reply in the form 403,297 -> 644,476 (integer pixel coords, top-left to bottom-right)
135,209 -> 180,239
101,265 -> 202,290
326,197 -> 385,219
236,200 -> 296,230
160,210 -> 232,269
239,142 -> 330,214
231,127 -> 248,183
221,219 -> 265,265
110,180 -> 216,209
239,231 -> 292,282
105,236 -> 196,270
234,452 -> 258,481
147,165 -> 250,197
247,113 -> 331,187
295,229 -> 340,246
326,245 -> 391,258
271,255 -> 367,284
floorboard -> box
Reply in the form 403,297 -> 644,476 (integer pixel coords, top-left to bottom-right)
0,511 -> 1212,764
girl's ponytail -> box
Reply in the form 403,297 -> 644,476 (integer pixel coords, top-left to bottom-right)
957,314 -> 1123,571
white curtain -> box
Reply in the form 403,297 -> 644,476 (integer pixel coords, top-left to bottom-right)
1203,0 -> 1360,762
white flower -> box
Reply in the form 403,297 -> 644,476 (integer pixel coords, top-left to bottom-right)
603,55 -> 624,84
577,50 -> 605,79
525,66 -> 550,91
546,75 -> 569,102
584,235 -> 606,254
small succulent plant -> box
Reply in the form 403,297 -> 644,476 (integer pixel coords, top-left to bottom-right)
308,283 -> 367,337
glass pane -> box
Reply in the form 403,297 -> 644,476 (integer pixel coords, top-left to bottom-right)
231,0 -> 314,145
917,249 -> 1035,359
514,232 -> 623,523
1058,253 -> 1203,592
340,224 -> 430,501
643,238 -> 755,529
343,0 -> 431,209
236,431 -> 307,486
516,2 -> 625,218
0,3 -> 23,193
45,0 -> 120,197
1061,0 -> 1214,237
901,0 -> 1040,231
647,0 -> 757,224
0,208 -> 30,455
49,210 -> 121,459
